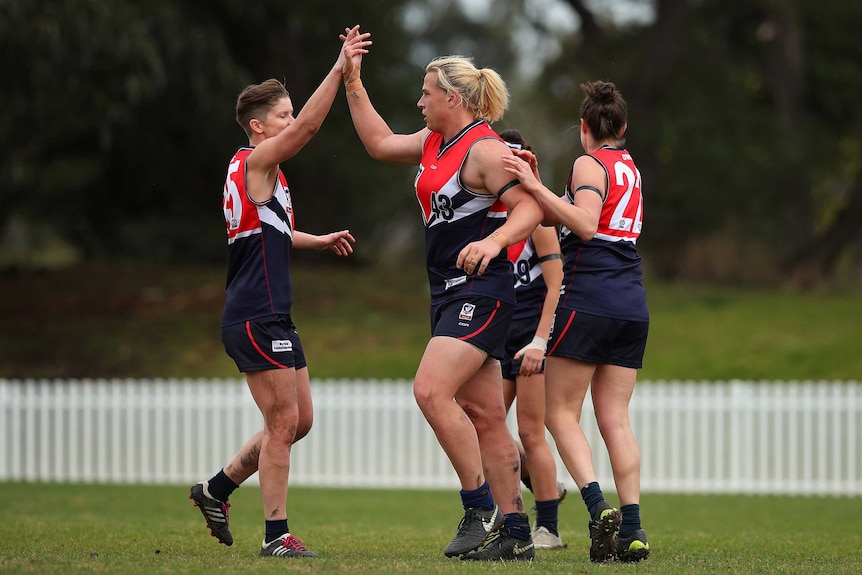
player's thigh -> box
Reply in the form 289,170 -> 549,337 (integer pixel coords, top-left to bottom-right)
245,368 -> 298,424
414,335 -> 486,402
544,356 -> 594,421
590,364 -> 637,423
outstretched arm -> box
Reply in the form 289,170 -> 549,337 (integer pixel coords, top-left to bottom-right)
340,27 -> 426,166
502,153 -> 603,241
243,27 -> 371,204
249,26 -> 372,173
293,230 -> 355,256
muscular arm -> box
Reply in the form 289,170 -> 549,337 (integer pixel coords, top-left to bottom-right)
340,26 -> 425,166
469,138 -> 544,245
456,138 -> 544,275
344,78 -> 426,165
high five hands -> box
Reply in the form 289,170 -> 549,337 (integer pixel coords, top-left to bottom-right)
339,25 -> 371,90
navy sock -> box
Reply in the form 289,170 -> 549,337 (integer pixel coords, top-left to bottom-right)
207,469 -> 239,502
460,481 -> 494,510
619,503 -> 642,538
534,499 -> 559,535
502,512 -> 531,541
264,519 -> 289,543
580,481 -> 605,519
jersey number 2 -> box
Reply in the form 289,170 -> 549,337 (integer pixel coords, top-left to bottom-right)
610,161 -> 643,234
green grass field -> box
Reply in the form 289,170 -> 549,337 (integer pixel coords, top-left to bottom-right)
2,264 -> 861,573
1,483 -> 860,574
1,261 -> 861,380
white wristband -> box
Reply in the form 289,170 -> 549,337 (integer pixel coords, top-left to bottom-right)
516,335 -> 547,358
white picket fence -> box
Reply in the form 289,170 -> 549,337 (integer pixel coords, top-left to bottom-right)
1,378 -> 860,495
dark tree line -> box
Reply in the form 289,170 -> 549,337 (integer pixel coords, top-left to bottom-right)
1,0 -> 860,286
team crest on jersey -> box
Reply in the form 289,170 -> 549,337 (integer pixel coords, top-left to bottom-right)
272,340 -> 293,353
458,303 -> 476,321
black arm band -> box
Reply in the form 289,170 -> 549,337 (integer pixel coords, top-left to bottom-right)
496,179 -> 520,197
538,253 -> 562,263
574,185 -> 604,200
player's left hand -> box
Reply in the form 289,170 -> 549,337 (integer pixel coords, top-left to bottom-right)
515,336 -> 546,376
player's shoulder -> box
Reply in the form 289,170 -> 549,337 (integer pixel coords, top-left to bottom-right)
573,153 -> 608,175
468,136 -> 510,163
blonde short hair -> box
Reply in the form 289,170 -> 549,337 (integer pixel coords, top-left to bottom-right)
425,56 -> 509,123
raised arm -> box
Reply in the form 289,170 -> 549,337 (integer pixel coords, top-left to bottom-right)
340,28 -> 426,165
248,26 -> 371,175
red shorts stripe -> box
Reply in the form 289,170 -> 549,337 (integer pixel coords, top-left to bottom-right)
245,321 -> 289,369
458,300 -> 501,341
547,310 -> 576,356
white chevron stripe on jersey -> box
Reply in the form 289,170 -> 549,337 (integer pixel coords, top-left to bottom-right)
257,204 -> 293,237
226,226 -> 261,245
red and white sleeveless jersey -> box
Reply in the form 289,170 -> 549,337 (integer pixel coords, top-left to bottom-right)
587,146 -> 643,244
558,145 -> 647,321
416,120 -> 513,304
221,147 -> 295,326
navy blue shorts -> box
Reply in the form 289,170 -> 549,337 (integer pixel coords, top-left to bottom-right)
221,314 -> 307,373
501,315 -> 542,380
430,296 -> 514,361
547,310 -> 648,369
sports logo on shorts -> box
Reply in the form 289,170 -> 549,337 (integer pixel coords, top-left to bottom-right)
272,340 -> 293,353
459,303 -> 476,321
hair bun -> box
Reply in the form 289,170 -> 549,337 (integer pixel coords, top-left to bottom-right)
595,81 -> 617,103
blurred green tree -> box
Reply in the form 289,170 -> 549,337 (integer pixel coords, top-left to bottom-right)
1,0 -> 860,286
524,0 -> 862,285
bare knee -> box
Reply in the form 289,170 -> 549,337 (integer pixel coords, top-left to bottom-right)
264,409 -> 298,445
595,410 -> 632,439
517,424 -> 545,451
413,379 -> 453,421
413,384 -> 435,417
457,395 -> 495,429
